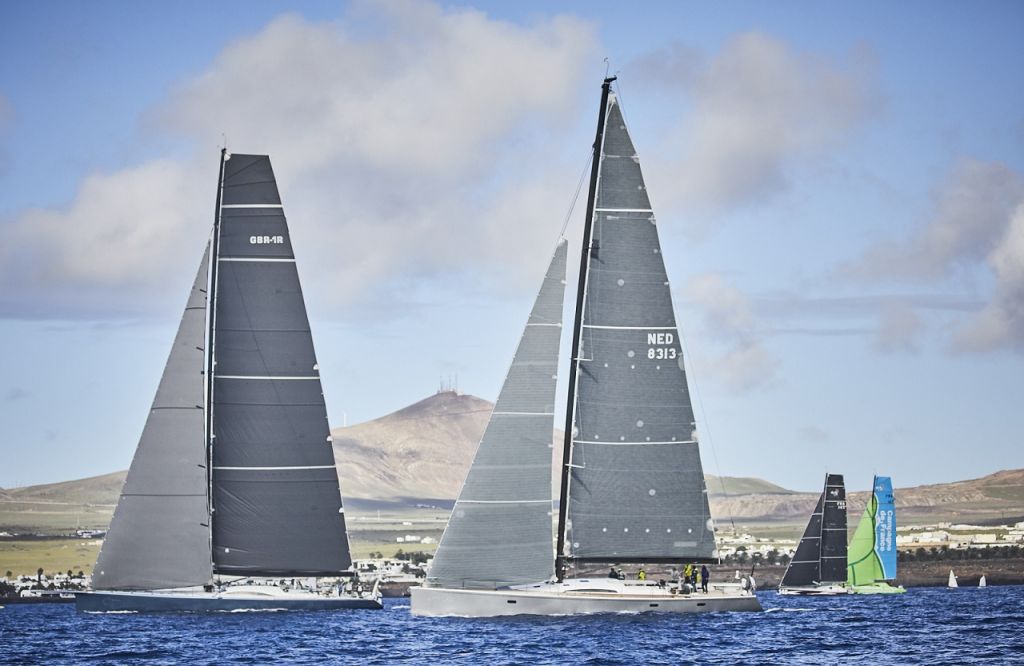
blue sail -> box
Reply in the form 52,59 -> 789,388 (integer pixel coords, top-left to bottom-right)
873,476 -> 897,580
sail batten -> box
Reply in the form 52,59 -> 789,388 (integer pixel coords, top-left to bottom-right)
781,473 -> 847,587
210,153 -> 350,577
563,92 -> 715,563
427,241 -> 568,590
93,246 -> 213,591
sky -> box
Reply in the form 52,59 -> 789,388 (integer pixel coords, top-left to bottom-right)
1,1 -> 1022,492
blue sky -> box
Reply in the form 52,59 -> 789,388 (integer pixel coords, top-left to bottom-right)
2,1 -> 1022,492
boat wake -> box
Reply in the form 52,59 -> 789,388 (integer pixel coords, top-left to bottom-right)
764,608 -> 817,613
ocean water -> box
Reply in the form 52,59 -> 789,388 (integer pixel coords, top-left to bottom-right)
2,586 -> 1022,665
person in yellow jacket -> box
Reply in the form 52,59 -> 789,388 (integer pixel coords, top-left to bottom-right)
637,568 -> 646,581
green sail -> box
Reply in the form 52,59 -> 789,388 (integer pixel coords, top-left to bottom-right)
847,475 -> 906,594
847,492 -> 884,585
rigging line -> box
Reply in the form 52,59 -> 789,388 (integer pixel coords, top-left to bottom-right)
677,328 -> 737,534
558,148 -> 595,240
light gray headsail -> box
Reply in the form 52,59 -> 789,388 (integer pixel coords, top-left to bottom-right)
427,240 -> 568,589
565,95 -> 715,563
93,245 -> 213,591
210,153 -> 351,577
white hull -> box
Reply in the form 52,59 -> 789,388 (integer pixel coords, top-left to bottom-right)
76,583 -> 382,612
411,578 -> 761,617
778,584 -> 847,596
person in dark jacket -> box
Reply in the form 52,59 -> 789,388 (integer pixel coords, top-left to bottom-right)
700,565 -> 710,593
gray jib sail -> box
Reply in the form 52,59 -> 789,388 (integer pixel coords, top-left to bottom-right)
566,95 -> 715,562
780,473 -> 847,586
427,241 -> 568,589
93,246 -> 213,591
210,153 -> 350,577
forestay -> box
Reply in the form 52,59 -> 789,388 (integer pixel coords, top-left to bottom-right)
94,247 -> 213,590
564,95 -> 715,563
210,153 -> 351,577
427,241 -> 568,589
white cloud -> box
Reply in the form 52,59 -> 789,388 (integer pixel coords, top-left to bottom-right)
873,303 -> 923,354
630,32 -> 877,218
686,273 -> 757,336
842,159 -> 1024,354
684,273 -> 777,392
0,2 -> 596,317
715,340 -> 778,393
848,159 -> 1024,281
954,205 -> 1024,352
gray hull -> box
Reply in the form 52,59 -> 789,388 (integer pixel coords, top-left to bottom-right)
412,585 -> 762,617
76,591 -> 382,613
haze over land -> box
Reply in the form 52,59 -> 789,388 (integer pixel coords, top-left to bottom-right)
3,392 -> 1022,535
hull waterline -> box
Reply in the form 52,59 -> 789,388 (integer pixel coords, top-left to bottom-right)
778,584 -> 847,596
76,589 -> 382,613
411,580 -> 762,617
847,582 -> 906,595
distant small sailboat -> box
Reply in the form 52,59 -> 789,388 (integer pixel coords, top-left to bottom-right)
779,474 -> 848,596
948,570 -> 958,588
847,476 -> 906,594
979,575 -> 987,588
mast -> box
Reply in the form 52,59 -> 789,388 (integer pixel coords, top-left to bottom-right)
556,75 -> 616,581
205,148 -> 227,573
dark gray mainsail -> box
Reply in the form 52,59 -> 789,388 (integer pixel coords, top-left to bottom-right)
563,92 -> 716,564
210,153 -> 351,577
93,246 -> 213,591
780,473 -> 847,587
427,241 -> 568,589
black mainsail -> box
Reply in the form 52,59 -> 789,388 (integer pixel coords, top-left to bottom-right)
780,473 -> 848,588
427,241 -> 568,589
95,152 -> 351,590
557,78 -> 715,571
410,78 -> 766,617
210,153 -> 351,577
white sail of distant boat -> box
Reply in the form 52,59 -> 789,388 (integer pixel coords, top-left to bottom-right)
979,575 -> 987,588
411,77 -> 762,617
948,570 -> 958,588
76,152 -> 381,613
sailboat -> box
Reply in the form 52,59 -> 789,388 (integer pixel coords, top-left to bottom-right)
411,77 -> 761,617
778,474 -> 848,595
979,575 -> 987,588
847,476 -> 906,594
948,570 -> 958,588
76,152 -> 382,612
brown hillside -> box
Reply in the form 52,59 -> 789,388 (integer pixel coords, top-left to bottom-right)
2,392 -> 1021,532
331,390 -> 563,501
331,391 -> 494,501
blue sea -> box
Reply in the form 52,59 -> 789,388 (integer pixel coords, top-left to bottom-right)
2,586 -> 1022,664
